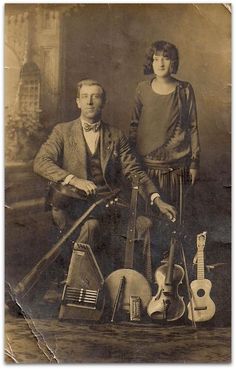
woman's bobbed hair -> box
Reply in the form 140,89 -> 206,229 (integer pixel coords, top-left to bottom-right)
143,40 -> 179,75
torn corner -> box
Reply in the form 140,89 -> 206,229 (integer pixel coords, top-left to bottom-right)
193,3 -> 231,17
5,282 -> 58,363
223,4 -> 231,13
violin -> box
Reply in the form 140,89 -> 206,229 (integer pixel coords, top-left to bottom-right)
147,233 -> 185,321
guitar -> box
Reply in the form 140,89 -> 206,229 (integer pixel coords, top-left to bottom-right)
105,175 -> 152,320
187,232 -> 216,322
147,233 -> 185,321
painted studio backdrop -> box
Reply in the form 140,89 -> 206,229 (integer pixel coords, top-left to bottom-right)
5,4 -> 231,364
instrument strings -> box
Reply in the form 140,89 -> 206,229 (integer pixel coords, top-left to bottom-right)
65,287 -> 98,305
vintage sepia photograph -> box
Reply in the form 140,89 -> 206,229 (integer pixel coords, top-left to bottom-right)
5,3 -> 231,364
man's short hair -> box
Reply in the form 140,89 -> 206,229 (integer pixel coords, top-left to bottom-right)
143,40 -> 179,75
76,79 -> 106,102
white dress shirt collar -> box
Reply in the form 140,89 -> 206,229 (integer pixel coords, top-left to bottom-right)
80,118 -> 101,132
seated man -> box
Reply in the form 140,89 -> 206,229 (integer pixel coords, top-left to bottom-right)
34,79 -> 176,278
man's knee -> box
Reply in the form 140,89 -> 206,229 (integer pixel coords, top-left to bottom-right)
77,218 -> 100,247
85,218 -> 100,233
52,207 -> 68,230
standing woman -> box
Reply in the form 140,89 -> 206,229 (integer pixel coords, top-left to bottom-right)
129,40 -> 200,223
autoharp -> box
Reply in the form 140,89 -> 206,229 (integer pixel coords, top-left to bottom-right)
59,242 -> 105,321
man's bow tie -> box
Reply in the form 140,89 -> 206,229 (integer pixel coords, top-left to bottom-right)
82,121 -> 101,132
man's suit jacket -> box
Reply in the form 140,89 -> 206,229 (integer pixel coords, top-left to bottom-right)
33,118 -> 158,197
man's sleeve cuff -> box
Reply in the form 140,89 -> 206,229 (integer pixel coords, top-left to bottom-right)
62,174 -> 75,185
150,192 -> 161,205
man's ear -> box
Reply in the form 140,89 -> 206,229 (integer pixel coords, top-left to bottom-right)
76,98 -> 81,109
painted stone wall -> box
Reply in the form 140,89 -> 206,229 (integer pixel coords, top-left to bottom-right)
5,5 -> 62,163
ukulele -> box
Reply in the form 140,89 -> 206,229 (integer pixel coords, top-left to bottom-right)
147,233 -> 185,321
187,232 -> 216,322
104,175 -> 152,319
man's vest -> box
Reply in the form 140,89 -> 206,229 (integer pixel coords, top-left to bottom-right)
86,142 -> 106,187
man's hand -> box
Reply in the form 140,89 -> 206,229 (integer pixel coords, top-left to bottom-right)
189,168 -> 199,185
154,197 -> 177,223
69,177 -> 97,196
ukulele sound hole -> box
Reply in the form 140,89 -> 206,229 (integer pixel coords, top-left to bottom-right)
197,289 -> 205,297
